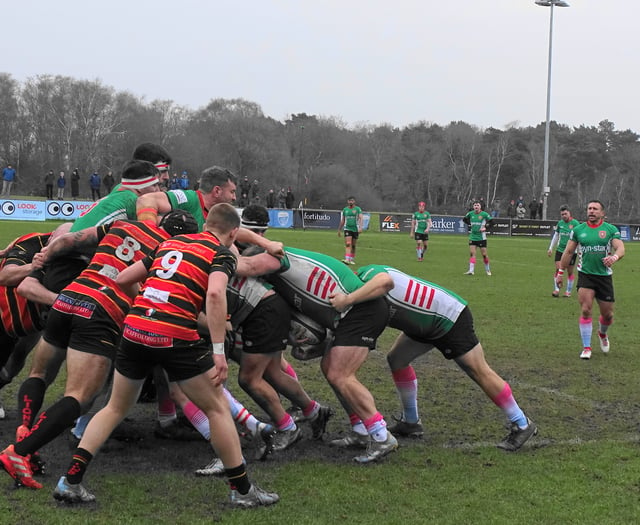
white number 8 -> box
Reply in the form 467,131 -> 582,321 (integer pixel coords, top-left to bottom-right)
115,236 -> 141,262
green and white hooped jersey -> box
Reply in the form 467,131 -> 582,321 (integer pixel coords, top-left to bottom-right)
569,221 -> 621,276
554,218 -> 580,252
267,247 -> 366,330
465,211 -> 492,241
357,264 -> 467,339
413,212 -> 431,234
341,206 -> 362,232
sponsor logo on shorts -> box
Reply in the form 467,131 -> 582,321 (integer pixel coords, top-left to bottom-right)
123,325 -> 172,347
53,294 -> 96,319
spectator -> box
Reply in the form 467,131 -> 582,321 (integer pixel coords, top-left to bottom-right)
179,171 -> 189,190
516,202 -> 526,219
44,170 -> 55,199
537,199 -> 544,220
506,199 -> 516,218
56,171 -> 66,199
251,179 -> 259,199
103,171 -> 115,194
169,173 -> 180,190
239,176 -> 251,207
285,187 -> 295,209
266,189 -> 276,209
2,164 -> 16,196
490,199 -> 500,218
528,198 -> 538,220
89,171 -> 101,201
277,188 -> 286,208
516,195 -> 525,207
71,169 -> 80,200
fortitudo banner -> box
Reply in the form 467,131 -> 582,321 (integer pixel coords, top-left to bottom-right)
294,209 -> 370,230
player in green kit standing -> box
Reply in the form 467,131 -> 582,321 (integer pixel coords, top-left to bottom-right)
463,201 -> 493,276
556,200 -> 624,360
411,201 -> 432,261
338,196 -> 362,265
547,205 -> 580,297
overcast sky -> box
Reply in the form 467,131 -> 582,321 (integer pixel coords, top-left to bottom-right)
2,1 -> 638,133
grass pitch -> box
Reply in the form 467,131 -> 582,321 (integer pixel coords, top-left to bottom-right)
0,221 -> 639,524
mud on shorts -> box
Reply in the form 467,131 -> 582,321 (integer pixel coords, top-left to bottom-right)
116,327 -> 214,382
44,292 -> 121,359
577,272 -> 615,302
333,297 -> 389,349
240,293 -> 290,354
404,306 -> 480,360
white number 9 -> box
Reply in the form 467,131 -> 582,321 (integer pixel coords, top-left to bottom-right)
156,250 -> 183,279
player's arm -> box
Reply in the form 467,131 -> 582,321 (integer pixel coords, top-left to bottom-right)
482,213 -> 493,232
410,217 -> 416,238
0,236 -> 20,258
0,262 -> 34,287
235,252 -> 283,277
37,226 -> 101,266
17,275 -> 58,306
426,217 -> 432,233
235,228 -> 284,258
557,239 -> 578,286
547,231 -> 559,256
337,213 -> 345,236
206,271 -> 230,386
603,238 -> 624,267
136,191 -> 172,224
115,259 -> 149,299
329,273 -> 394,313
0,234 -> 51,286
357,211 -> 363,233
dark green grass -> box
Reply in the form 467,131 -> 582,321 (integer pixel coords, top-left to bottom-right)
1,221 -> 639,524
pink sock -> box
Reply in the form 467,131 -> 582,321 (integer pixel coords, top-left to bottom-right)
283,363 -> 298,380
182,401 -> 210,439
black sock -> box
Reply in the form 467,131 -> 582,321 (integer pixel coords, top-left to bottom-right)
226,463 -> 251,494
66,447 -> 94,484
17,377 -> 47,428
15,396 -> 81,456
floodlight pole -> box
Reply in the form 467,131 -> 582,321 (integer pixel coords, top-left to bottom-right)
536,0 -> 569,220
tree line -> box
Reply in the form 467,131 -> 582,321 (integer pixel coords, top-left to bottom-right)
1,73 -> 638,221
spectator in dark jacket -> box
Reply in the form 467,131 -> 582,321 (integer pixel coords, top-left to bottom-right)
89,171 -> 101,201
285,187 -> 295,209
71,169 -> 80,199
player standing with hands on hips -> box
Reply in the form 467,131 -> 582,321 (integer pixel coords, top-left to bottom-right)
338,196 -> 363,265
411,202 -> 432,261
463,201 -> 493,276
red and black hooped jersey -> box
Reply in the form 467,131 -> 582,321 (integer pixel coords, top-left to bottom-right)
62,220 -> 170,327
125,231 -> 236,341
0,232 -> 51,337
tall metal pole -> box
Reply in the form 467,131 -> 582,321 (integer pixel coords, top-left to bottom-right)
537,0 -> 569,220
541,4 -> 554,221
